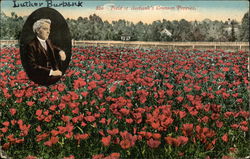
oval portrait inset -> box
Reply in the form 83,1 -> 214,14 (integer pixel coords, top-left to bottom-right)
20,7 -> 71,86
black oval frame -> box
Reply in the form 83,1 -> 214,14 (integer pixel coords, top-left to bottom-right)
20,7 -> 71,86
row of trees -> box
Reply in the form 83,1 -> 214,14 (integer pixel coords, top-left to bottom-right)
0,11 -> 249,42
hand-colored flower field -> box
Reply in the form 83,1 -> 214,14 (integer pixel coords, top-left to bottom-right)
0,47 -> 249,159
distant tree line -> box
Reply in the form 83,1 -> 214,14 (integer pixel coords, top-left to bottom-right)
0,11 -> 249,42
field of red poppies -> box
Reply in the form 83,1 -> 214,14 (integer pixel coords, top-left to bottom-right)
0,46 -> 249,159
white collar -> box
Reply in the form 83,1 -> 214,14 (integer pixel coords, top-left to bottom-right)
37,36 -> 46,43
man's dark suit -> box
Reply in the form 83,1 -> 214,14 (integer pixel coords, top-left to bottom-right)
22,38 -> 62,85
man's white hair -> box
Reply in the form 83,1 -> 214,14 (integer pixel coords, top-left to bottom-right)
33,19 -> 51,33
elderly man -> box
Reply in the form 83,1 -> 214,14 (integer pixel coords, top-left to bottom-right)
23,19 -> 66,85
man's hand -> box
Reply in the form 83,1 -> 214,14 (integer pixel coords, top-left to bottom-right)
51,70 -> 62,76
59,50 -> 66,61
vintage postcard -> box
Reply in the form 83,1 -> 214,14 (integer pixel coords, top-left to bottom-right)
0,0 -> 249,159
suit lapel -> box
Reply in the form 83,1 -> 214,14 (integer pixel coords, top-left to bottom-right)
46,40 -> 59,70
34,38 -> 59,70
35,38 -> 48,58
46,40 -> 54,56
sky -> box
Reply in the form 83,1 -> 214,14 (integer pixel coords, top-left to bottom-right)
1,0 -> 249,23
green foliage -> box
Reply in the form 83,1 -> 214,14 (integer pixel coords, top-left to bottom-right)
0,12 -> 24,40
0,11 -> 249,42
239,12 -> 249,42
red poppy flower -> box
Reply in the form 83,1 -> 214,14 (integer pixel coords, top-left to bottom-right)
176,96 -> 184,102
11,120 -> 16,125
222,156 -> 234,159
216,121 -> 223,128
93,73 -> 101,80
63,155 -> 75,159
158,90 -> 164,98
2,121 -> 10,127
26,101 -> 35,107
81,92 -> 88,97
49,105 -> 57,111
88,81 -> 97,90
9,108 -> 16,116
65,132 -> 73,139
57,83 -> 66,92
107,153 -> 120,159
201,116 -> 209,123
165,83 -> 174,89
222,133 -> 228,142
177,136 -> 189,146
44,140 -> 52,147
224,112 -> 234,118
102,135 -> 111,146
36,133 -> 49,142
120,108 -> 130,116
211,113 -> 220,120
166,89 -> 173,96
165,136 -> 178,146
81,122 -> 87,127
25,156 -> 37,159
147,138 -> 161,148
186,94 -> 194,101
125,118 -> 133,124
58,103 -> 66,110
184,86 -> 192,92
182,123 -> 193,136
120,139 -> 131,149
240,121 -> 248,125
13,89 -> 25,98
74,133 -> 89,141
222,67 -> 230,72
36,126 -> 42,132
61,115 -> 71,122
84,116 -> 96,122
92,154 -> 104,159
152,133 -> 161,140
2,142 -> 10,150
240,126 -> 248,132
151,122 -> 160,130
44,115 -> 52,122
110,85 -> 117,93
179,111 -> 186,119
107,128 -> 119,136
51,136 -> 59,144
161,117 -> 173,128
73,77 -> 86,90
